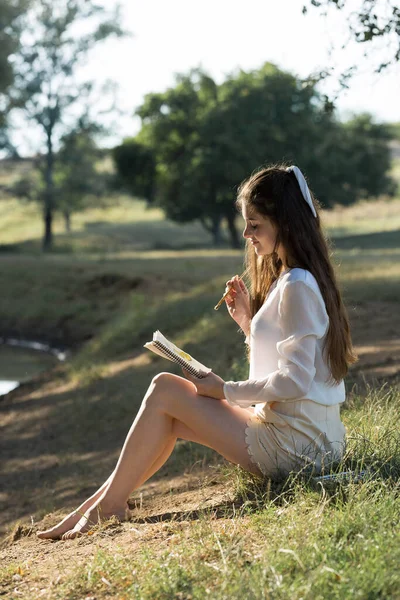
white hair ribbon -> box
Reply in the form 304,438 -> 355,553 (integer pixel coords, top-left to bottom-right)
286,166 -> 317,218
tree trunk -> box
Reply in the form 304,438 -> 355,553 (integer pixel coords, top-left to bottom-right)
64,211 -> 71,232
225,212 -> 240,249
211,215 -> 222,247
200,214 -> 223,246
43,132 -> 54,251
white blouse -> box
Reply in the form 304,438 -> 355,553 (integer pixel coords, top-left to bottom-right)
223,268 -> 346,423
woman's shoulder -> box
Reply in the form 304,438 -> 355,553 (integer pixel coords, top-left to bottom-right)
278,268 -> 328,325
280,268 -> 322,297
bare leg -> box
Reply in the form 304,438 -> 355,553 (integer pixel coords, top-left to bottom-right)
37,434 -> 179,539
61,373 -> 260,539
37,418 -> 205,539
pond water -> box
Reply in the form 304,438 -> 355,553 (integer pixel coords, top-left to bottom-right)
0,342 -> 64,397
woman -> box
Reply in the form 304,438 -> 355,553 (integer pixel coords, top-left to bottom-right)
37,164 -> 357,540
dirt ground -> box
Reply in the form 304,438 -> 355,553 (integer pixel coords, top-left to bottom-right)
346,300 -> 400,388
0,468 -> 244,599
0,298 -> 399,597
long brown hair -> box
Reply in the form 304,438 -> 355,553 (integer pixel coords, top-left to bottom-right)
236,163 -> 358,385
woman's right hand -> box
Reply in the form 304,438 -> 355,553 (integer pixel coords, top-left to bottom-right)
224,275 -> 251,334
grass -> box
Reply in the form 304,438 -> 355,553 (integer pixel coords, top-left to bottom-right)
0,185 -> 399,599
58,483 -> 398,600
0,196 -> 215,253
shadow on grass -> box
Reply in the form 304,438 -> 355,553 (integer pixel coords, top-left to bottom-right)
0,361 -> 221,532
0,219 -> 231,254
2,220 -> 400,255
331,229 -> 400,251
84,220 -> 227,251
341,277 -> 400,303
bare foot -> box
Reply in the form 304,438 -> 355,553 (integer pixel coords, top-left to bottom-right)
61,499 -> 129,540
37,508 -> 88,540
37,484 -> 110,540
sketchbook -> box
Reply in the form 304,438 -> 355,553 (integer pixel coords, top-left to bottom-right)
144,330 -> 211,379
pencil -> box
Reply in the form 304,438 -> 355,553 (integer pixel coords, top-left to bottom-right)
214,270 -> 247,310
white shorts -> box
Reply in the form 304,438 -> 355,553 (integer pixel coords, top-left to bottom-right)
244,410 -> 346,478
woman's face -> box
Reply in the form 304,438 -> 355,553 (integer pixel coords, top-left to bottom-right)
242,205 -> 279,256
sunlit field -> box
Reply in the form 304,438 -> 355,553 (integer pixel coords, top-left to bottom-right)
1,192 -> 400,252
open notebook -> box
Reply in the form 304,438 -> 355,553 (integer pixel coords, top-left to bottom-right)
144,331 -> 211,379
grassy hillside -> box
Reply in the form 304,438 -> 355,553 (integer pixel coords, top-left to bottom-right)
0,191 -> 399,599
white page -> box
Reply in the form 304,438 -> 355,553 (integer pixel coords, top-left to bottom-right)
144,330 -> 211,376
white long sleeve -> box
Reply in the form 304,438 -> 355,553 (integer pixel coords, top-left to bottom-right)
223,276 -> 331,408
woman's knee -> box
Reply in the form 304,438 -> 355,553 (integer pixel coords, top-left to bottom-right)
144,372 -> 186,408
151,372 -> 178,387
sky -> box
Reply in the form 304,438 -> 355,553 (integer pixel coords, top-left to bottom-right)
11,0 -> 400,156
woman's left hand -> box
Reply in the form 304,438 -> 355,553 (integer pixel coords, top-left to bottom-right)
182,369 -> 225,400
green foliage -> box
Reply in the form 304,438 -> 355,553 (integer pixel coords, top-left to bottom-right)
136,68 -> 225,243
0,0 -> 25,94
8,0 -> 125,122
10,165 -> 43,203
313,113 -> 396,207
5,0 -> 126,249
11,121 -> 113,228
305,0 -> 400,74
123,63 -> 395,248
55,121 -> 113,221
341,114 -> 396,200
113,138 -> 156,202
388,121 -> 400,141
0,0 -> 30,137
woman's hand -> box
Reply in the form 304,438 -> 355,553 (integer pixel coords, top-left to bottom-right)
182,369 -> 225,400
224,275 -> 251,335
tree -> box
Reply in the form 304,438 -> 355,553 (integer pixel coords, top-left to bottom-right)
0,0 -> 30,151
12,119 -> 113,231
136,69 -> 224,243
304,0 -> 400,73
194,63 -> 333,244
131,64 -> 337,247
128,69 -> 228,245
327,113 -> 396,204
55,120 -> 112,231
0,0 -> 30,95
6,0 -> 125,250
120,63 -> 395,248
